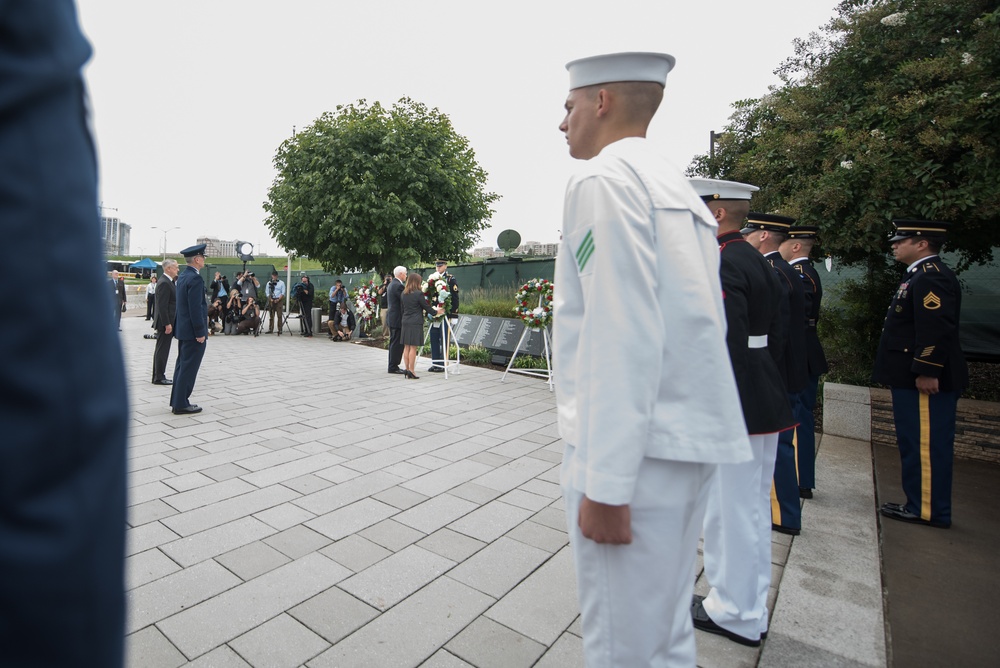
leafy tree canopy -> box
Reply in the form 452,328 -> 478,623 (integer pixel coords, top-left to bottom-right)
264,98 -> 500,274
689,0 -> 999,270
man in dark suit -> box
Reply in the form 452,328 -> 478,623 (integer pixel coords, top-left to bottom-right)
689,179 -> 795,647
386,266 -> 406,374
744,212 -> 808,536
170,244 -> 209,415
1,3 -> 128,665
428,259 -> 460,372
111,270 -> 127,330
780,226 -> 830,498
874,220 -> 967,529
151,259 -> 179,385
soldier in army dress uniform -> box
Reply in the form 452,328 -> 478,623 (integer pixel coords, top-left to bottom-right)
743,212 -> 808,536
428,259 -> 459,372
874,220 -> 967,529
780,226 -> 829,498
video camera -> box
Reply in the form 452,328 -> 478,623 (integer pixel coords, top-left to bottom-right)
291,282 -> 306,298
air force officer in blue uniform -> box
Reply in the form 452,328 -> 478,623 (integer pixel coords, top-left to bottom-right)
0,2 -> 128,665
874,220 -> 967,528
170,244 -> 209,414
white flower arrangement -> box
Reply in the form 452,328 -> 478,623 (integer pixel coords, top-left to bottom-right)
514,278 -> 554,329
880,11 -> 907,27
840,160 -> 854,170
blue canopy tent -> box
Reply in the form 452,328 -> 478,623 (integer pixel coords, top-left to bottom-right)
129,257 -> 159,277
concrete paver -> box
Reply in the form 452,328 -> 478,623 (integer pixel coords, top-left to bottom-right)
116,314 -> 883,666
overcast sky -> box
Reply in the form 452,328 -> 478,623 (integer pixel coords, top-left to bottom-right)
77,0 -> 838,259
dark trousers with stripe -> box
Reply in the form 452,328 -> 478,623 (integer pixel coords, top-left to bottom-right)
795,375 -> 820,490
890,388 -> 957,525
772,393 -> 803,531
170,338 -> 206,410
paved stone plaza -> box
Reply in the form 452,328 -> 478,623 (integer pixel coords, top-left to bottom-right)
119,311 -> 886,667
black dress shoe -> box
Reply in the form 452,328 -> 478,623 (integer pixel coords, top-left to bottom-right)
691,600 -> 760,647
388,369 -> 405,375
880,501 -> 906,513
799,487 -> 813,499
772,523 -> 800,536
171,405 -> 202,415
879,504 -> 950,529
427,366 -> 444,373
152,379 -> 173,385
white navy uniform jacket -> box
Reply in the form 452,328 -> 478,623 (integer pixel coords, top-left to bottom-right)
554,138 -> 751,506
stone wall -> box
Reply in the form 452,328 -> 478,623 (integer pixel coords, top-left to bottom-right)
824,382 -> 1000,464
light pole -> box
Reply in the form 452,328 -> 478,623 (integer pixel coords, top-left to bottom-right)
151,226 -> 180,262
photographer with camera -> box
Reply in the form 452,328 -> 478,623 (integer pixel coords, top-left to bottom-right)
209,271 -> 230,323
223,289 -> 241,335
328,279 -> 347,322
265,270 -> 285,334
236,296 -> 261,335
293,274 -> 315,337
236,270 -> 259,304
378,274 -> 391,335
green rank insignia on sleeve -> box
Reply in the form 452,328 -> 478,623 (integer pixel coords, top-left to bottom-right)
922,291 -> 941,310
576,229 -> 594,271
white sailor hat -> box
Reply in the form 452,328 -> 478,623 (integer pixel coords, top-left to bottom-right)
566,52 -> 676,90
688,178 -> 759,202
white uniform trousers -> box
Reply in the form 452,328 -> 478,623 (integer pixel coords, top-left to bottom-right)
562,447 -> 717,668
702,433 -> 780,640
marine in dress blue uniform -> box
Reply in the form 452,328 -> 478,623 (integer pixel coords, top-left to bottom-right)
743,213 -> 807,535
780,226 -> 829,497
0,3 -> 128,665
428,259 -> 459,372
874,220 -> 967,528
688,179 -> 796,647
170,244 -> 209,414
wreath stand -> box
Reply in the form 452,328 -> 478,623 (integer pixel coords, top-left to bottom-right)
502,292 -> 554,392
419,316 -> 461,378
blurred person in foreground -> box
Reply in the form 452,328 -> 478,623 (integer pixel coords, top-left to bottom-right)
0,2 -> 128,665
553,52 -> 750,667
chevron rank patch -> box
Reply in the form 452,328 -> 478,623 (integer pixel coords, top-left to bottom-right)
920,346 -> 936,358
922,291 -> 942,310
576,229 -> 595,272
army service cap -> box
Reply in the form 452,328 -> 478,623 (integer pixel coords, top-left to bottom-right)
180,243 -> 206,258
566,52 -> 676,90
688,178 -> 759,202
741,212 -> 795,235
888,219 -> 950,242
787,225 -> 820,240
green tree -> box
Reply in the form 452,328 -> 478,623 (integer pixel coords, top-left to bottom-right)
689,0 -> 999,378
264,98 -> 500,275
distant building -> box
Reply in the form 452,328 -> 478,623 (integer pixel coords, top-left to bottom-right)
472,246 -> 505,258
515,241 -> 559,257
102,215 -> 131,255
197,237 -> 238,257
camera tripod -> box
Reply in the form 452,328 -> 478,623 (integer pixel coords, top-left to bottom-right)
256,287 -> 293,336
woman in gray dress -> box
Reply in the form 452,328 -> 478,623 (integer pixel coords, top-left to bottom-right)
401,272 -> 443,379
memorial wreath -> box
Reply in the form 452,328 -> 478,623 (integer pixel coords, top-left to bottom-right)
514,278 -> 553,329
421,272 -> 451,320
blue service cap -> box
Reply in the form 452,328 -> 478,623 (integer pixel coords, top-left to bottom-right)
179,243 -> 206,258
741,212 -> 795,235
787,225 -> 820,240
888,219 -> 950,242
